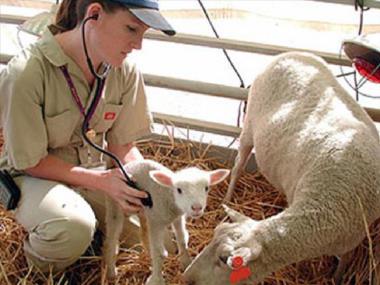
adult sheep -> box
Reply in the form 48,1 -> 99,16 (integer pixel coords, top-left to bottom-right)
183,51 -> 380,284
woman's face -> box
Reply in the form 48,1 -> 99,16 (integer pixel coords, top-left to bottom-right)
90,8 -> 149,67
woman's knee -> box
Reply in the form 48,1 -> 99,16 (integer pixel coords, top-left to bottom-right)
14,178 -> 98,271
29,214 -> 96,257
24,213 -> 97,272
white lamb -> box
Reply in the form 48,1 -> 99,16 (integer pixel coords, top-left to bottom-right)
102,159 -> 230,285
183,51 -> 380,285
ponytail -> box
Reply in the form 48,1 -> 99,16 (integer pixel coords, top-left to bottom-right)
50,0 -> 127,33
53,0 -> 79,33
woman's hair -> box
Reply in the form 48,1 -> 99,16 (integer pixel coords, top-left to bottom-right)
52,0 -> 127,33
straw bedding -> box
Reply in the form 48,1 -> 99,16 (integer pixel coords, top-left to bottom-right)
0,128 -> 379,285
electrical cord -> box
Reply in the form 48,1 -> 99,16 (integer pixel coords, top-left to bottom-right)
355,0 -> 370,36
197,0 -> 247,148
197,0 -> 245,89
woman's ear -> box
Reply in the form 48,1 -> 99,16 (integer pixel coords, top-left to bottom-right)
86,3 -> 103,21
149,170 -> 174,188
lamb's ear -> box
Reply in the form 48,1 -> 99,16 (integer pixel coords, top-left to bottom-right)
149,170 -> 174,188
208,169 -> 230,186
223,205 -> 251,223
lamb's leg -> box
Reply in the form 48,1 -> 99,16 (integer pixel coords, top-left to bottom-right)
172,215 -> 191,269
103,197 -> 124,280
224,143 -> 253,201
145,223 -> 166,285
163,226 -> 177,255
139,213 -> 176,256
139,212 -> 150,252
333,251 -> 353,285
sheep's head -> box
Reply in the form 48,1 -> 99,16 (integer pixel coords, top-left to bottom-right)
149,167 -> 230,218
183,206 -> 264,285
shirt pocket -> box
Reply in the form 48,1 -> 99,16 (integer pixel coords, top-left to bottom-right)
93,103 -> 123,133
45,109 -> 77,149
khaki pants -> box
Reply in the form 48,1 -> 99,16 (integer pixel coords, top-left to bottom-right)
13,175 -> 140,273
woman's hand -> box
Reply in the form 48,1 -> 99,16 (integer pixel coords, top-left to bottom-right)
96,167 -> 148,215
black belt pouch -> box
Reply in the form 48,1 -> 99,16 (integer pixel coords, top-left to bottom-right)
0,170 -> 21,210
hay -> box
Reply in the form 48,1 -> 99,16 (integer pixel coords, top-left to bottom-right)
0,130 -> 379,284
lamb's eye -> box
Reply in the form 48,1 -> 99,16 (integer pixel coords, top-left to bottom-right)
205,186 -> 209,192
177,188 -> 182,194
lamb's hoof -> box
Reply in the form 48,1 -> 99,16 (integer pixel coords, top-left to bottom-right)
179,253 -> 192,270
145,274 -> 165,285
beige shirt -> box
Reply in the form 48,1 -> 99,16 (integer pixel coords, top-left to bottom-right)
0,29 -> 153,171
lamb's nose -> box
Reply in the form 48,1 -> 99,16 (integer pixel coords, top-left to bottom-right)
191,204 -> 202,213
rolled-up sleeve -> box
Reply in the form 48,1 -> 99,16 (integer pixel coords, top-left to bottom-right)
1,55 -> 48,170
106,64 -> 153,145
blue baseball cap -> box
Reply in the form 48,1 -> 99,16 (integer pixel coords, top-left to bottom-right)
111,0 -> 175,36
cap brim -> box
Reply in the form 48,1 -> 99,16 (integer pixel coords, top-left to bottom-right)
129,8 -> 175,36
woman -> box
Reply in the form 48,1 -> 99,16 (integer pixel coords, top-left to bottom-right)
0,0 -> 175,273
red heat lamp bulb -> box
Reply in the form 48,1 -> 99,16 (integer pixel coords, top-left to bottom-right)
353,57 -> 380,84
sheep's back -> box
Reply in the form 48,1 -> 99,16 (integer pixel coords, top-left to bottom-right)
247,52 -> 380,204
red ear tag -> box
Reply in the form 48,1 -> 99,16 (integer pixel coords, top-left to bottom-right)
229,256 -> 252,284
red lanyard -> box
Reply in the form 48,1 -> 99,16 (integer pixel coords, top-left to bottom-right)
59,65 -> 105,122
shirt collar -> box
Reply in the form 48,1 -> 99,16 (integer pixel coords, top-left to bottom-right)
38,27 -> 68,67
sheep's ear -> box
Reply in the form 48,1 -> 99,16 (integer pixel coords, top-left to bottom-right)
209,169 -> 230,186
226,245 -> 262,268
223,205 -> 251,223
149,170 -> 173,188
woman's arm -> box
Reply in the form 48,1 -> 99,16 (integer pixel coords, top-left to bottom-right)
24,153 -> 147,214
24,154 -> 107,190
107,142 -> 144,164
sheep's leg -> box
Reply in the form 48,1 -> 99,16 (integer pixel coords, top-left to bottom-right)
145,224 -> 166,285
372,243 -> 380,285
333,251 -> 352,285
374,264 -> 380,285
224,143 -> 253,201
172,215 -> 191,269
103,197 -> 124,280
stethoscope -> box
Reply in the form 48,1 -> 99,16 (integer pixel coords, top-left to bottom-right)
80,15 -> 153,208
